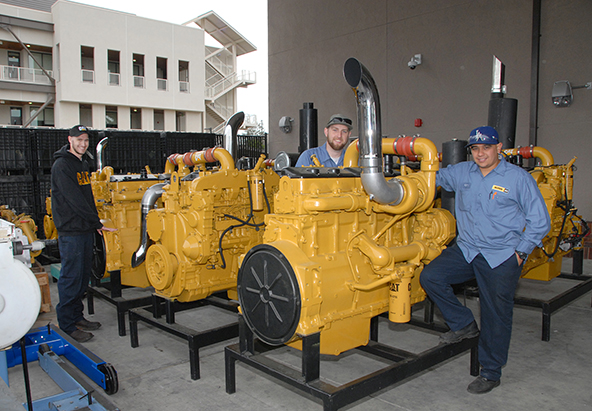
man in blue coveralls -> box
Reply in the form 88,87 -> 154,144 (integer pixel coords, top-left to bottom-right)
420,126 -> 551,394
296,114 -> 352,167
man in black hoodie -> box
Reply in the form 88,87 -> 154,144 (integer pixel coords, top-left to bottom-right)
51,125 -> 115,342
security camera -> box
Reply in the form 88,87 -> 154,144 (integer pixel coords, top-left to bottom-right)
551,81 -> 573,107
408,54 -> 422,70
279,116 -> 293,133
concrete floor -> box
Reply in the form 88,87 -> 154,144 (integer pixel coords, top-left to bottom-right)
5,258 -> 592,411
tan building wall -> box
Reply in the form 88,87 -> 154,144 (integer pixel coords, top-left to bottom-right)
51,1 -> 205,130
268,0 -> 592,216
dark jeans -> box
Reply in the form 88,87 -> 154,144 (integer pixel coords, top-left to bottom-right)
420,244 -> 523,381
56,232 -> 94,334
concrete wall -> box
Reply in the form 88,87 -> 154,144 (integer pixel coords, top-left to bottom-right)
268,0 -> 592,216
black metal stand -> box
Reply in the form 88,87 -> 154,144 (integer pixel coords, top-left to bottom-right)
413,251 -> 592,342
464,250 -> 592,341
129,293 -> 239,380
225,315 -> 478,411
87,270 -> 154,336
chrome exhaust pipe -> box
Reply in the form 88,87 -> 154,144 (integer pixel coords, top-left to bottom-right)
224,111 -> 245,162
131,183 -> 166,268
343,58 -> 403,205
96,136 -> 108,172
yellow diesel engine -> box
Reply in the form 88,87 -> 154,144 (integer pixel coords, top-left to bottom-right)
136,147 -> 281,302
0,205 -> 42,263
236,58 -> 456,355
502,146 -> 588,281
92,163 -> 166,287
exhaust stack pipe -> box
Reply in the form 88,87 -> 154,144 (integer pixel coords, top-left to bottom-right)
343,58 -> 403,205
224,111 -> 245,162
131,183 -> 166,268
96,136 -> 108,172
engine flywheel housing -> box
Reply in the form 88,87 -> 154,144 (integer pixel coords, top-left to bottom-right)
237,244 -> 301,345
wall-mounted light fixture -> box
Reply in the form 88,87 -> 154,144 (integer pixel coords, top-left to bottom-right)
408,54 -> 422,70
552,80 -> 591,107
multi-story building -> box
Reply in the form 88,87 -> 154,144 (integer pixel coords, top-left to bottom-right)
0,0 -> 256,132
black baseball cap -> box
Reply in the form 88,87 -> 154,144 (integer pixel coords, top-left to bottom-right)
69,125 -> 89,137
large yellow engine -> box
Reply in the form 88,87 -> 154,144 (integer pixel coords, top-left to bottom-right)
236,58 -> 456,355
0,205 -> 42,263
502,147 -> 588,281
91,164 -> 165,287
139,147 -> 281,302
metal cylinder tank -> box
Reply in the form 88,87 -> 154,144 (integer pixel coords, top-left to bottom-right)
441,139 -> 468,217
298,102 -> 318,154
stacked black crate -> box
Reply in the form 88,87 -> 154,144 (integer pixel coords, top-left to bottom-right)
31,128 -> 69,240
102,130 -> 165,174
236,134 -> 268,165
0,127 -> 37,222
165,131 -> 220,156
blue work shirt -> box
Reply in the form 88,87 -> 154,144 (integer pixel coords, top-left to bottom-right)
295,143 -> 344,167
437,159 -> 551,268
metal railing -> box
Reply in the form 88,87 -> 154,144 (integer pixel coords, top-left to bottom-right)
206,49 -> 234,76
205,70 -> 256,100
179,81 -> 190,93
81,69 -> 95,83
0,65 -> 53,85
244,113 -> 258,128
157,78 -> 167,91
109,72 -> 120,86
133,76 -> 145,88
207,101 -> 232,120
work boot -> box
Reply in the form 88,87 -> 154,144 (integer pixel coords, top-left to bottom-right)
75,318 -> 102,331
467,375 -> 500,394
69,329 -> 94,343
439,320 -> 479,344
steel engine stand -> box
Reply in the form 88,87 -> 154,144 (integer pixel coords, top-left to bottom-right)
225,315 -> 478,411
129,292 -> 239,380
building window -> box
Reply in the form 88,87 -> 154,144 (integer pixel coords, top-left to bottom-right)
81,46 -> 95,83
156,57 -> 167,91
179,60 -> 189,93
79,104 -> 92,126
28,52 -> 52,71
108,50 -> 120,86
29,106 -> 54,127
133,53 -> 144,88
106,106 -> 118,128
10,107 -> 22,125
154,110 -> 164,131
176,111 -> 186,132
7,51 -> 20,80
130,107 -> 142,129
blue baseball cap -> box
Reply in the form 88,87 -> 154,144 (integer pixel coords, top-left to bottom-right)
466,126 -> 500,147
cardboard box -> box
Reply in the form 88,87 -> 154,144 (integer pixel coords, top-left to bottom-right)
32,263 -> 52,313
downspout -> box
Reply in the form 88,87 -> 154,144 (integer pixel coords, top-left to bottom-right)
343,57 -> 404,205
529,0 -> 542,146
131,183 -> 166,268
